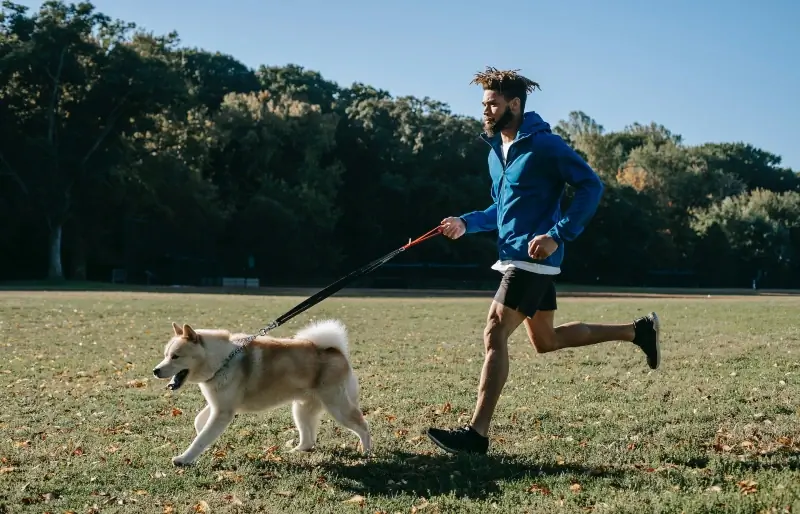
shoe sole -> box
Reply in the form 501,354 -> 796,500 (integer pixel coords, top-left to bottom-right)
426,431 -> 486,455
650,311 -> 661,369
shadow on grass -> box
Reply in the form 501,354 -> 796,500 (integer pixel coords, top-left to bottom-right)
289,450 -> 626,500
670,451 -> 800,473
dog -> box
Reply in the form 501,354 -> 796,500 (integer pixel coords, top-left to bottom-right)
152,319 -> 372,466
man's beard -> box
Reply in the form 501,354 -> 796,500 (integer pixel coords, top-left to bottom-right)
483,106 -> 514,137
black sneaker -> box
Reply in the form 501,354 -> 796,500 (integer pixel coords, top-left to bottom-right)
632,311 -> 660,369
426,425 -> 489,455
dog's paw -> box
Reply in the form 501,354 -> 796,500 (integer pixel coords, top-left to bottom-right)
291,445 -> 315,453
172,455 -> 195,467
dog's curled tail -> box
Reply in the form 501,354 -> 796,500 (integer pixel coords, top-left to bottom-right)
294,319 -> 350,359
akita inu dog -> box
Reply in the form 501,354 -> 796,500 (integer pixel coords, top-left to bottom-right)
152,319 -> 371,466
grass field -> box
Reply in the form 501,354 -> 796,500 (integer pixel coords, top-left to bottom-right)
1,289 -> 799,513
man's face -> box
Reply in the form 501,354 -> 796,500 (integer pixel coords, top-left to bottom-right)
482,90 -> 516,137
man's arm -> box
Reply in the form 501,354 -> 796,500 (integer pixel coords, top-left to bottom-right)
545,137 -> 604,245
460,202 -> 498,234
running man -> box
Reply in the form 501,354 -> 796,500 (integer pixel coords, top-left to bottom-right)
426,67 -> 661,455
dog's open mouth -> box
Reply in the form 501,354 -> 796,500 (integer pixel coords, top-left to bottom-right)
167,369 -> 189,391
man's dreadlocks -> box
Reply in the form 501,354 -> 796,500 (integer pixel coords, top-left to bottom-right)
470,66 -> 541,111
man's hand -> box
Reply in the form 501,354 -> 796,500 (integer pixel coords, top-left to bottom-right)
440,217 -> 466,239
528,234 -> 558,260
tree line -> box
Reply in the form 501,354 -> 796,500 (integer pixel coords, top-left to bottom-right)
2,1 -> 799,289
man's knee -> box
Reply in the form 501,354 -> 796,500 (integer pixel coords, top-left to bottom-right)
529,331 -> 559,353
525,314 -> 560,353
483,305 -> 518,351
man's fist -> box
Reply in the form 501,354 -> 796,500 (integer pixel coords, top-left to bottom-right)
440,217 -> 466,239
528,234 -> 558,260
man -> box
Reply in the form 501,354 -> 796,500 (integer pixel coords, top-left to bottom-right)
426,67 -> 661,455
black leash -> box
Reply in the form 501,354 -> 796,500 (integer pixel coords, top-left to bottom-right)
168,225 -> 443,389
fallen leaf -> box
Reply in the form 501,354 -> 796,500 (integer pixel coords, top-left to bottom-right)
442,402 -> 452,413
171,408 -> 182,416
344,494 -> 366,507
526,483 -> 551,495
223,494 -> 244,505
134,489 -> 148,495
275,490 -> 294,497
0,467 -> 17,473
738,480 -> 758,495
394,429 -> 408,437
127,379 -> 147,388
72,447 -> 84,456
192,500 -> 210,513
411,498 -> 431,512
570,483 -> 582,493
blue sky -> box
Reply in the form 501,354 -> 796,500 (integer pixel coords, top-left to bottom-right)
17,0 -> 800,170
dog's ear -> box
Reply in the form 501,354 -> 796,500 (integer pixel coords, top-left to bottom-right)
182,324 -> 198,342
172,322 -> 183,336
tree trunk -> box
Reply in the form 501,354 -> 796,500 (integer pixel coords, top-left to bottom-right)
48,222 -> 64,280
70,228 -> 87,281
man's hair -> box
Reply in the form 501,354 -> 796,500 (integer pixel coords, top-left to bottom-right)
470,66 -> 541,112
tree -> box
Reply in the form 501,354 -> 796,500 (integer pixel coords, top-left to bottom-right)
690,189 -> 800,287
0,0 -> 186,279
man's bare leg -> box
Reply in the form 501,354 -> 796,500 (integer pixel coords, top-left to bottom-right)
525,310 -> 661,368
426,301 -> 526,454
469,301 -> 527,437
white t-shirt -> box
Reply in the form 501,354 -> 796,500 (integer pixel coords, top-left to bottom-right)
494,139 -> 560,276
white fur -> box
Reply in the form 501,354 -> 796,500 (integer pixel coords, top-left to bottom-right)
294,318 -> 350,357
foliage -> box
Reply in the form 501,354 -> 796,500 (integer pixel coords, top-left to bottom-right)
1,0 -> 799,288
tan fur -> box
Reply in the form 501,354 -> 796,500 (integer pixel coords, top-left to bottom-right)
152,319 -> 371,466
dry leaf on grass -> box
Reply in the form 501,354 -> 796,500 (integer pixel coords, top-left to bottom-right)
570,482 -> 582,493
526,483 -> 551,495
343,494 -> 366,507
192,500 -> 210,513
224,494 -> 244,505
737,480 -> 758,495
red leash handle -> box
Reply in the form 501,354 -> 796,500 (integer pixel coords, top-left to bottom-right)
401,225 -> 443,250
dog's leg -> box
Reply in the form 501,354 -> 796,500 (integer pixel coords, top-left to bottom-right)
172,409 -> 235,466
194,404 -> 211,435
291,397 -> 324,452
319,387 -> 372,455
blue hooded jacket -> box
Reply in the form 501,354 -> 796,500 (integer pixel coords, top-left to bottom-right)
459,111 -> 604,273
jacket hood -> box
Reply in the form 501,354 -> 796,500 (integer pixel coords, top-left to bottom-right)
518,111 -> 551,137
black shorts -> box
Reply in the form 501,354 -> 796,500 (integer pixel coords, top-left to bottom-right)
493,267 -> 557,317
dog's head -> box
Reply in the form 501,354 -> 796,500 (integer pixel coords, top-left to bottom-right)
152,322 -> 208,391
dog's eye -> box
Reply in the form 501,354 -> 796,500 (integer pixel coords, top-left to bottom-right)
171,355 -> 179,360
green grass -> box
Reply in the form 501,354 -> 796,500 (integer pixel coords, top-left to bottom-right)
1,290 -> 799,513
